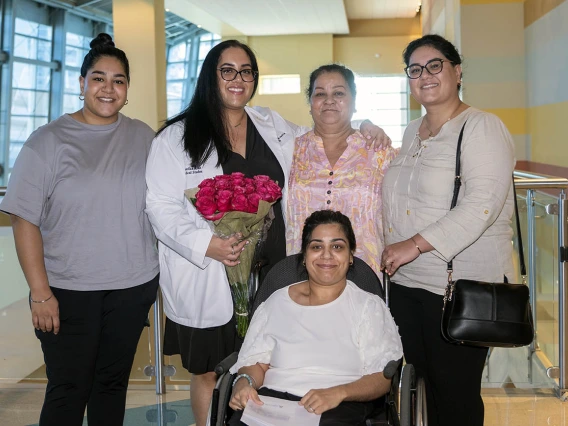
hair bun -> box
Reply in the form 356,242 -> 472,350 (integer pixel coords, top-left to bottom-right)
90,33 -> 115,49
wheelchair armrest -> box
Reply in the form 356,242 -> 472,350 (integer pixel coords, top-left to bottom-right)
383,359 -> 401,380
214,351 -> 238,376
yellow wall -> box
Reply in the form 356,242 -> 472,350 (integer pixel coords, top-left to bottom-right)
528,102 -> 568,166
247,34 -> 333,127
333,35 -> 418,75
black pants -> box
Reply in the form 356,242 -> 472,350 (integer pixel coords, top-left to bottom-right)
35,275 -> 159,426
390,283 -> 488,426
228,387 -> 377,426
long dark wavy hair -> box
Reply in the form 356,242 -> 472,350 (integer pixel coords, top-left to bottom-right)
157,40 -> 259,168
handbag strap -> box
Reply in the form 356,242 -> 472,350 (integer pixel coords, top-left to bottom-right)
446,122 -> 526,282
446,122 -> 467,277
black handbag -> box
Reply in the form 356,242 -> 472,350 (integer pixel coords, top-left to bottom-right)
440,122 -> 534,348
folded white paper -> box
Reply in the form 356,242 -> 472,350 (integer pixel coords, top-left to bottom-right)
240,395 -> 321,426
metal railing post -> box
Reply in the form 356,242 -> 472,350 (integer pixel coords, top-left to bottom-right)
558,190 -> 568,399
527,190 -> 537,355
154,290 -> 166,395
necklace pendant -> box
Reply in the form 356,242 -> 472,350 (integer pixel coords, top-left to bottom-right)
389,226 -> 392,233
407,209 -> 411,215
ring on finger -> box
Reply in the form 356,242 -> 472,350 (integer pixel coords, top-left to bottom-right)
231,246 -> 235,255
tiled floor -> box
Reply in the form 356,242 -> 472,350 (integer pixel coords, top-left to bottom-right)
1,385 -> 568,426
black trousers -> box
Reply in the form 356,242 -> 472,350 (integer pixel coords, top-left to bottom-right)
35,275 -> 159,426
390,282 -> 488,426
228,387 -> 377,426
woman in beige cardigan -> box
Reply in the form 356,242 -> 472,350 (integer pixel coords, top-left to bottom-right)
381,34 -> 515,426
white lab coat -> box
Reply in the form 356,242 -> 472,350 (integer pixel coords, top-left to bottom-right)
145,106 -> 309,328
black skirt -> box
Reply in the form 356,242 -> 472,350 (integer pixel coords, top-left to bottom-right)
163,316 -> 243,374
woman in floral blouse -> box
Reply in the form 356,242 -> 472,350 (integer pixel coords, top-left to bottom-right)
286,64 -> 397,274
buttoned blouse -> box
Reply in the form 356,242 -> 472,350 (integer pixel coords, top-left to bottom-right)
382,107 -> 516,295
286,130 -> 397,274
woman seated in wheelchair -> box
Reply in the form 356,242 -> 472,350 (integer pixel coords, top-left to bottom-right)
228,210 -> 403,425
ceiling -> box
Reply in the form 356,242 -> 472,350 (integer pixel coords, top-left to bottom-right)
178,0 -> 421,36
35,0 -> 421,38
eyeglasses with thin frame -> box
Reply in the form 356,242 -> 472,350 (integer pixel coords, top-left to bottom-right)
404,58 -> 453,79
218,67 -> 258,82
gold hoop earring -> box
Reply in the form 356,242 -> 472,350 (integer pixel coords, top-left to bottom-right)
125,99 -> 129,105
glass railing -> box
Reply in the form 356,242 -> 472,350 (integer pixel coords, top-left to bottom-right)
3,174 -> 568,398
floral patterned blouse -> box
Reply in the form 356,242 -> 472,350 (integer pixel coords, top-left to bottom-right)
286,130 -> 397,274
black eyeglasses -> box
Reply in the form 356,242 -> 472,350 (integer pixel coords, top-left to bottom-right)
404,58 -> 452,79
218,67 -> 258,82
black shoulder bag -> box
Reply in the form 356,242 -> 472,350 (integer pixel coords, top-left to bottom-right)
440,122 -> 534,347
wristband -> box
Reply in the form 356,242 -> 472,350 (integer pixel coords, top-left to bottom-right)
29,293 -> 54,303
410,237 -> 422,255
232,373 -> 256,389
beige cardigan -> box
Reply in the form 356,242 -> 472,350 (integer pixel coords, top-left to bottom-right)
382,107 -> 516,295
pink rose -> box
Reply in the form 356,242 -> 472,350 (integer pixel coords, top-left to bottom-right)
216,190 -> 233,212
195,195 -> 217,216
230,172 -> 246,179
198,186 -> 216,197
244,184 -> 256,194
233,186 -> 245,195
254,175 -> 270,182
231,194 -> 250,212
215,178 -> 232,189
247,193 -> 262,211
198,178 -> 215,188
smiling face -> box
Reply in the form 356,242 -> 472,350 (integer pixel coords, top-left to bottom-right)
309,71 -> 355,130
217,47 -> 256,111
407,45 -> 461,108
79,56 -> 128,125
304,223 -> 353,287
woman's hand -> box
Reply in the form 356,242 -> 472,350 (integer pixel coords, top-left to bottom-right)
381,239 -> 421,275
229,380 -> 263,411
299,387 -> 346,415
360,120 -> 392,151
205,233 -> 249,266
31,293 -> 60,334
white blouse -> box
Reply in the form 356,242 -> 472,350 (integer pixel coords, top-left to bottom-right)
230,281 -> 403,397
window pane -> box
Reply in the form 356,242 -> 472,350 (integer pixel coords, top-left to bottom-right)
38,25 -> 52,40
353,76 -> 408,146
38,40 -> 51,61
65,46 -> 85,67
167,63 -> 186,80
14,35 -> 37,59
169,43 -> 186,62
63,94 -> 81,114
15,18 -> 37,37
66,32 -> 83,47
13,63 -> 36,89
35,92 -> 50,115
198,42 -> 211,60
167,100 -> 183,118
167,82 -> 184,99
11,89 -> 34,115
65,70 -> 81,92
36,66 -> 51,91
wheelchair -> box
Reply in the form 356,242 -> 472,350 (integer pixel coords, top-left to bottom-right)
208,254 -> 428,426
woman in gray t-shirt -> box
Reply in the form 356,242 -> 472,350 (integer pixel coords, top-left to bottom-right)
0,34 -> 159,426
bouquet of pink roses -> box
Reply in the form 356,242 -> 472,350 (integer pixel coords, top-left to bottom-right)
185,172 -> 282,337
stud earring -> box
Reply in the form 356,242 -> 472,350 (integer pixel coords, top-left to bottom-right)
125,99 -> 129,105
302,260 -> 306,267
349,261 -> 353,266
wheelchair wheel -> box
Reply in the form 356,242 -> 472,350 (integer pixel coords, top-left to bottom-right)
399,364 -> 415,426
415,376 -> 428,426
210,372 -> 234,426
387,367 -> 401,426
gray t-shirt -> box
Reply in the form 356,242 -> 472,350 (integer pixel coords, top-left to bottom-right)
0,113 -> 159,290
